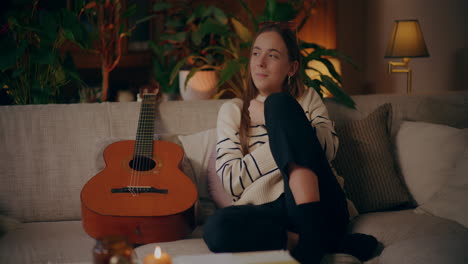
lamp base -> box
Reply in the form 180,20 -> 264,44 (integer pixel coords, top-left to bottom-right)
388,58 -> 412,94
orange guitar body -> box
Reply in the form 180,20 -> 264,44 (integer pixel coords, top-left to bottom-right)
81,140 -> 198,244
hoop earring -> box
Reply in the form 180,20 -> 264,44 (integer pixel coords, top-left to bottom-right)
288,75 -> 291,86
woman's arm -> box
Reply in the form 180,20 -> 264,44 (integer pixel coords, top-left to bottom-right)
303,89 -> 339,162
216,100 -> 278,201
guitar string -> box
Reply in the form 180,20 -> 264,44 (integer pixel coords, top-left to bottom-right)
135,95 -> 145,196
136,94 -> 151,196
136,93 -> 155,196
138,94 -> 153,196
131,93 -> 147,196
129,95 -> 142,196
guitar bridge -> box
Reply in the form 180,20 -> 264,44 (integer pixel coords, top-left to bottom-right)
111,186 -> 168,194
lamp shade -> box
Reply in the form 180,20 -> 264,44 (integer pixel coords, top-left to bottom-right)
385,20 -> 429,58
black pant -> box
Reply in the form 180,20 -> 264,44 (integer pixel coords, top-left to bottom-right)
203,93 -> 349,253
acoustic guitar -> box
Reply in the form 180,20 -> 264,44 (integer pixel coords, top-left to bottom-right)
81,88 -> 198,244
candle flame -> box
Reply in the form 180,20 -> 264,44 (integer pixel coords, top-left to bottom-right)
154,246 -> 162,259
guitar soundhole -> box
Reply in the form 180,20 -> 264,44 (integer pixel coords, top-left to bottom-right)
129,156 -> 156,171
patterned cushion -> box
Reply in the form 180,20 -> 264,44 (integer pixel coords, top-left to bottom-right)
332,103 -> 412,213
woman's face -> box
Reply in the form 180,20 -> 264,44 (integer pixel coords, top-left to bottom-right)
250,31 -> 297,96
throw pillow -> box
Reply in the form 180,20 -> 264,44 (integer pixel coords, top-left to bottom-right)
178,128 -> 218,222
415,146 -> 468,228
395,121 -> 467,205
332,103 -> 412,213
207,145 -> 233,208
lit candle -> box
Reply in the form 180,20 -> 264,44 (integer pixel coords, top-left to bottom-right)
144,246 -> 172,264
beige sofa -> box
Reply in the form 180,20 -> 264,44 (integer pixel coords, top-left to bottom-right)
1,91 -> 467,264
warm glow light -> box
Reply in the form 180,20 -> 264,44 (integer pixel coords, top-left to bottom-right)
145,246 -> 171,264
154,246 -> 161,258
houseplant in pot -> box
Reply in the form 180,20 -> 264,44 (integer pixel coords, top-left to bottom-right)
154,2 -> 243,100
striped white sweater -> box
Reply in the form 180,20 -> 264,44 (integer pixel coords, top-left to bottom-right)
216,88 -> 339,206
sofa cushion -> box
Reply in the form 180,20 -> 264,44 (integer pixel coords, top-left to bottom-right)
0,221 -> 95,264
379,234 -> 468,264
178,129 -> 217,200
333,103 -> 412,213
415,146 -> 468,228
350,209 -> 468,247
178,129 -> 218,223
207,145 -> 233,208
395,121 -> 468,205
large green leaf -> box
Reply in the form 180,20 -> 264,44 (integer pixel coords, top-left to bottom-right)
218,60 -> 242,88
272,2 -> 297,21
198,19 -> 230,38
236,0 -> 257,30
212,6 -> 228,24
314,58 -> 342,84
321,75 -> 355,109
231,17 -> 252,43
169,56 -> 191,85
265,0 -> 277,21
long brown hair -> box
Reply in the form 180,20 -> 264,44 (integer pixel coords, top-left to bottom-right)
239,23 -> 305,155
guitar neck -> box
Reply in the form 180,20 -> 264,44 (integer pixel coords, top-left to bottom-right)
134,94 -> 157,158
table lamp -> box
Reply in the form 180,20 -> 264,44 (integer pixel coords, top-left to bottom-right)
385,19 -> 430,94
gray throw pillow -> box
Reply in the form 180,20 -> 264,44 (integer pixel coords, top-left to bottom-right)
332,103 -> 412,213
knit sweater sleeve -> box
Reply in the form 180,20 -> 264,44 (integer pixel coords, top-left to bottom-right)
302,88 -> 339,162
215,100 -> 278,200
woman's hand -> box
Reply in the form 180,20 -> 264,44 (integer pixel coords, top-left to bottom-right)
249,99 -> 265,125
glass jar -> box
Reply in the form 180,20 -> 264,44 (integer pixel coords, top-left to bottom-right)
93,235 -> 134,264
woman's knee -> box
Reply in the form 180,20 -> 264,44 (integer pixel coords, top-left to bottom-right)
264,92 -> 300,118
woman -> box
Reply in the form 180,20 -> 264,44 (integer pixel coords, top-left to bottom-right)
203,23 -> 375,263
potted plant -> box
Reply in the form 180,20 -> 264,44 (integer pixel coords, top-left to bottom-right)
153,2 -> 243,100
0,0 -> 88,105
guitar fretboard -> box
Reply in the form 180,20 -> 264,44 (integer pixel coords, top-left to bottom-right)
134,94 -> 157,158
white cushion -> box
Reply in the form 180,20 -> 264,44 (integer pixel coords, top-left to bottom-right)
178,129 -> 217,201
395,121 -> 468,205
207,145 -> 233,208
178,129 -> 218,223
415,147 -> 468,227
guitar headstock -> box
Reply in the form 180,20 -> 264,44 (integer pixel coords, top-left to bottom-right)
137,81 -> 161,102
